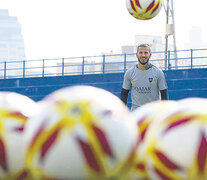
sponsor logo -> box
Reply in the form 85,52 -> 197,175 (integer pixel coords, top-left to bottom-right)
134,87 -> 152,94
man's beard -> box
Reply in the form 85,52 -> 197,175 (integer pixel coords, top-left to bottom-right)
138,58 -> 149,65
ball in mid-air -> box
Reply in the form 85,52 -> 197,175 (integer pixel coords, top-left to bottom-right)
126,0 -> 162,20
24,85 -> 138,180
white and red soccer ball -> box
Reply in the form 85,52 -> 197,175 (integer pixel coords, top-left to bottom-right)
126,0 -> 162,20
23,85 -> 138,179
0,92 -> 36,179
1,87 -> 207,180
132,98 -> 207,180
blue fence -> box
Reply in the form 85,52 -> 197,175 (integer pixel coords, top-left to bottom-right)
1,48 -> 207,79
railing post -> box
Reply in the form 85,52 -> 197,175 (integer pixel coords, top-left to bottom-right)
42,59 -> 45,77
4,61 -> 6,79
82,56 -> 84,75
124,53 -> 127,73
62,58 -> 64,76
102,54 -> 105,73
23,60 -> 25,78
190,49 -> 193,69
167,50 -> 171,70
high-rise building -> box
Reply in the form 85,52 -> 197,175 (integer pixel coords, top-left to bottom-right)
0,9 -> 25,77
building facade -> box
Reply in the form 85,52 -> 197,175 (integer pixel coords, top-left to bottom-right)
0,9 -> 25,77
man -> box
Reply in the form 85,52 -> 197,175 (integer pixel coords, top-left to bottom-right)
121,44 -> 168,111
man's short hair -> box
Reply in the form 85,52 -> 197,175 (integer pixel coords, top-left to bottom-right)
137,44 -> 151,53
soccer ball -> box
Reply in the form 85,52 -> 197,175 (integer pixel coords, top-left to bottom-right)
126,0 -> 162,20
24,85 -> 138,179
0,92 -> 36,179
130,100 -> 177,179
132,98 -> 207,179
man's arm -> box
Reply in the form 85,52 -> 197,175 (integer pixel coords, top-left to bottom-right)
160,89 -> 168,100
121,88 -> 129,105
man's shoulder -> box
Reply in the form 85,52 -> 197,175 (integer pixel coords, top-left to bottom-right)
150,65 -> 166,78
151,64 -> 163,72
125,65 -> 136,73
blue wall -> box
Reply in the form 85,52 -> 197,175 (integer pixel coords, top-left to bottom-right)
0,68 -> 207,107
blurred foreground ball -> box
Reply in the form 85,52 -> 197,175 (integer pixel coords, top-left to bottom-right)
132,98 -> 207,180
24,85 -> 138,180
126,0 -> 162,20
0,92 -> 36,179
131,100 -> 177,179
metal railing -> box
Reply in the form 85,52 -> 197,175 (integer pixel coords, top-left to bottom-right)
0,48 -> 207,79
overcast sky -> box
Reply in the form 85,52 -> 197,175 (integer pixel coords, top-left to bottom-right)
1,0 -> 207,60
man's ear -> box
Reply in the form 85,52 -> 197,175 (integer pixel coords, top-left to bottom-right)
149,53 -> 152,58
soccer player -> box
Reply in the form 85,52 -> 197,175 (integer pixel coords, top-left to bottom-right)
121,44 -> 168,111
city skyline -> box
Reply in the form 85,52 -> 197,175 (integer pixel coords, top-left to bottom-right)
0,0 -> 207,60
0,9 -> 25,61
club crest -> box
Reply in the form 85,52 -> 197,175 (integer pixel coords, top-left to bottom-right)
149,78 -> 153,83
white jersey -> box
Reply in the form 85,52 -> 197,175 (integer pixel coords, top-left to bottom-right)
122,64 -> 167,110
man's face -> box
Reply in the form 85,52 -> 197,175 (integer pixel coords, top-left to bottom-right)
136,47 -> 151,64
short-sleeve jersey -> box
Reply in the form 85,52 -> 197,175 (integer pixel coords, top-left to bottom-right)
122,64 -> 167,110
